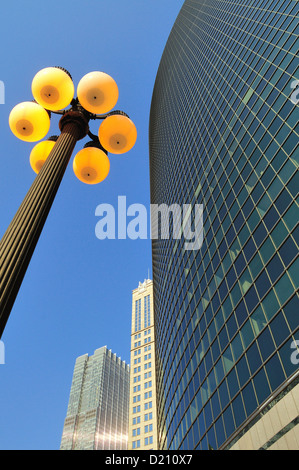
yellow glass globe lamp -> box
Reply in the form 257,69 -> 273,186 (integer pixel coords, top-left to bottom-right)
98,113 -> 137,154
73,143 -> 110,185
29,136 -> 58,174
77,71 -> 118,114
31,67 -> 74,111
9,101 -> 51,142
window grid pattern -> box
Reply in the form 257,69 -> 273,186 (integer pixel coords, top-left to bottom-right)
129,282 -> 157,450
60,348 -> 130,450
149,0 -> 299,451
135,299 -> 141,332
144,295 -> 151,329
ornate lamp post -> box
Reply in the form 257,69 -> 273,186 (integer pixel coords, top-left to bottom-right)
0,67 -> 137,337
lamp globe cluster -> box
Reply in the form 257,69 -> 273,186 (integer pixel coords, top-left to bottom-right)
9,66 -> 137,184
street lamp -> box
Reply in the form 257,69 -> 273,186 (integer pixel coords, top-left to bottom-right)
0,66 -> 137,337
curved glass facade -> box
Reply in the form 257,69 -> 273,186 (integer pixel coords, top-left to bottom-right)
149,0 -> 299,450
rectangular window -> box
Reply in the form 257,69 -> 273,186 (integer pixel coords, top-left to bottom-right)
144,412 -> 153,421
145,436 -> 153,445
145,424 -> 153,433
132,440 -> 140,449
144,401 -> 152,410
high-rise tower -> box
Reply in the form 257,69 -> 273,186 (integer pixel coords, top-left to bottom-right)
60,346 -> 130,450
149,0 -> 299,450
128,279 -> 158,450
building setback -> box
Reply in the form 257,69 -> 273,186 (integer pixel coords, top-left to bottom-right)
149,0 -> 299,450
60,346 -> 129,450
128,279 -> 158,450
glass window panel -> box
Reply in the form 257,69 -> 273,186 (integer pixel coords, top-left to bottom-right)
240,319 -> 255,349
215,416 -> 226,448
236,355 -> 250,388
222,346 -> 234,374
270,220 -> 288,248
244,285 -> 259,313
266,253 -> 284,284
227,314 -> 238,340
253,367 -> 271,405
270,312 -> 290,348
283,202 -> 298,231
215,309 -> 224,332
251,305 -> 267,336
219,326 -> 229,352
257,327 -> 275,361
235,300 -> 248,327
260,237 -> 275,264
222,296 -> 233,319
242,381 -> 258,417
207,425 -> 217,450
231,333 -> 244,362
246,341 -> 262,375
255,270 -> 271,299
288,257 -> 299,289
222,405 -> 235,439
218,379 -> 230,410
249,252 -> 263,280
214,357 -> 225,385
263,204 -> 279,237
274,188 -> 292,214
279,236 -> 297,267
227,367 -> 239,399
204,400 -> 213,429
232,393 -> 246,428
240,269 -> 252,295
262,289 -> 280,322
275,273 -> 294,306
283,294 -> 299,332
265,354 -> 286,392
267,178 -> 284,203
211,390 -> 221,421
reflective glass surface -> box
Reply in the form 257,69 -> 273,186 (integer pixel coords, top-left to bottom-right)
149,0 -> 299,450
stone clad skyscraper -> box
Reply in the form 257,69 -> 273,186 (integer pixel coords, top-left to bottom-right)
149,0 -> 299,450
60,346 -> 129,450
128,279 -> 158,450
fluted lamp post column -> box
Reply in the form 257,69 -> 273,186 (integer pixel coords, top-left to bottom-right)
0,67 -> 137,337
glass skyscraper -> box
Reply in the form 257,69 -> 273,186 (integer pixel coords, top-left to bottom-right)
60,346 -> 130,450
149,0 -> 298,450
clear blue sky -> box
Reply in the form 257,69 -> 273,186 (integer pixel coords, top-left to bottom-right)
0,0 -> 183,450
